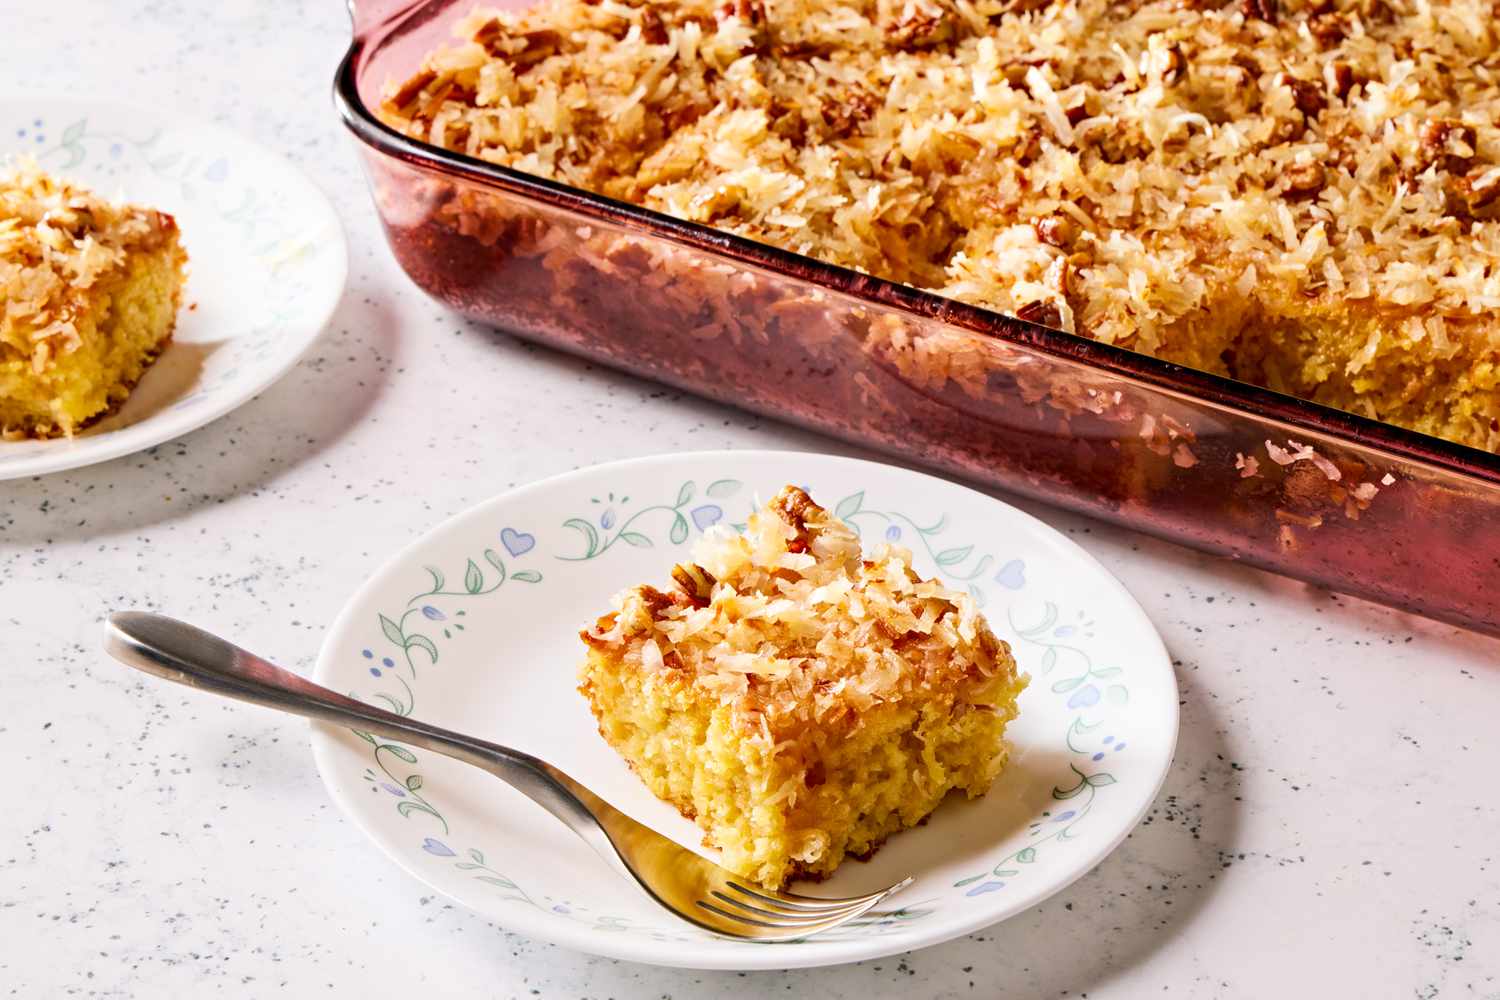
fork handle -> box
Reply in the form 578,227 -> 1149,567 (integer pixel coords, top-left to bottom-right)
102,611 -> 627,867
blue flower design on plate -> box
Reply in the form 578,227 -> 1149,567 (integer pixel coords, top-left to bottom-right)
994,559 -> 1026,590
1067,684 -> 1101,709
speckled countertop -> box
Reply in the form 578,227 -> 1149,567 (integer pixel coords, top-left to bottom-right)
2,3 -> 1498,997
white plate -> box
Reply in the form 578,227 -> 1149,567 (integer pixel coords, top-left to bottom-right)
0,97 -> 346,478
311,451 -> 1178,969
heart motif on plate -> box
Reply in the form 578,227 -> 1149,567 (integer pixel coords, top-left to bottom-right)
994,558 -> 1026,590
690,505 -> 723,531
500,527 -> 535,557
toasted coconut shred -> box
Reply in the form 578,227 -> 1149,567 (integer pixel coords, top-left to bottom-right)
385,0 -> 1500,451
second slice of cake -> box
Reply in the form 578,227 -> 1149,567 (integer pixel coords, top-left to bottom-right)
1,159 -> 186,439
579,485 -> 1026,888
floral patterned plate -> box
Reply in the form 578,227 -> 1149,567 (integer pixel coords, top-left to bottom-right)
0,96 -> 345,478
310,451 -> 1178,969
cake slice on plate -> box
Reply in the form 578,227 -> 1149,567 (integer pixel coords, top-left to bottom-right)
1,159 -> 187,439
579,485 -> 1027,888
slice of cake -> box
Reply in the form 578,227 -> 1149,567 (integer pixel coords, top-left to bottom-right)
1,159 -> 187,439
579,485 -> 1027,888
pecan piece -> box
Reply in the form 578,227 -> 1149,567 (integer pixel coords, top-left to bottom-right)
1032,214 -> 1075,248
1308,12 -> 1347,47
1276,72 -> 1326,118
474,19 -> 561,64
389,69 -> 436,110
772,485 -> 817,553
640,7 -> 669,44
1455,168 -> 1500,220
1420,118 -> 1477,175
1282,160 -> 1326,199
887,0 -> 956,50
1015,300 -> 1062,328
1329,61 -> 1357,100
473,18 -> 504,46
821,87 -> 881,139
1242,0 -> 1277,22
637,584 -> 677,618
670,562 -> 717,607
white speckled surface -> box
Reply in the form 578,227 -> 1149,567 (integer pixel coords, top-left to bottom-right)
2,3 -> 1498,996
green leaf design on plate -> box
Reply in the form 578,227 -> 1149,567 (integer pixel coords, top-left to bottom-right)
1092,666 -> 1122,679
1016,847 -> 1037,863
935,545 -> 973,566
60,118 -> 86,145
395,800 -> 429,820
834,491 -> 865,521
425,566 -> 445,592
1105,684 -> 1129,705
618,531 -> 652,548
469,848 -> 484,865
706,479 -> 742,498
1041,648 -> 1058,673
563,518 -> 600,557
381,744 -> 418,764
484,549 -> 507,579
1051,676 -> 1085,693
477,875 -> 518,890
405,634 -> 438,663
676,481 -> 695,507
350,729 -> 376,745
379,614 -> 404,646
512,570 -> 542,583
372,693 -> 405,714
669,513 -> 689,545
1086,773 -> 1117,787
464,559 -> 484,594
406,774 -> 423,791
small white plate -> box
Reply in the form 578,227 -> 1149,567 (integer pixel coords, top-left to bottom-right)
311,451 -> 1178,969
0,97 -> 346,479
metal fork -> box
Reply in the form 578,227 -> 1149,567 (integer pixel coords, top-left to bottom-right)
102,611 -> 911,941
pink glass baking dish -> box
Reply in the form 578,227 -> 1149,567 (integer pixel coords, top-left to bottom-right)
337,0 -> 1500,637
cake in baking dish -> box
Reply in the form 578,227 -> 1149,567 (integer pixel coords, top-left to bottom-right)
578,485 -> 1026,888
384,0 -> 1500,451
1,159 -> 186,439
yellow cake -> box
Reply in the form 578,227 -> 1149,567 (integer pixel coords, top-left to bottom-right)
384,0 -> 1500,451
578,485 -> 1027,888
1,159 -> 187,439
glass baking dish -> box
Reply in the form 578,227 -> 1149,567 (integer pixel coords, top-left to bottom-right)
336,0 -> 1500,637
